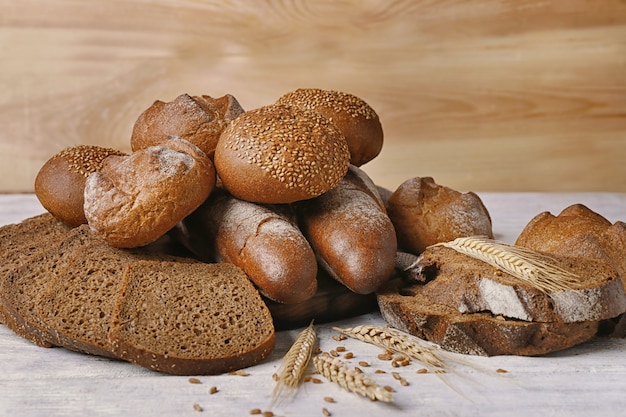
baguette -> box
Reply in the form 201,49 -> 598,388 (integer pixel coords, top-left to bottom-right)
296,165 -> 397,294
174,188 -> 318,304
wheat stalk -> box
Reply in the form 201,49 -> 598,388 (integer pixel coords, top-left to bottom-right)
333,325 -> 445,369
432,236 -> 581,293
313,352 -> 394,402
271,320 -> 317,404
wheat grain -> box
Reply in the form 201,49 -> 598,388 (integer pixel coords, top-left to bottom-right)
313,353 -> 394,402
333,325 -> 445,369
271,320 -> 317,404
432,236 -> 581,293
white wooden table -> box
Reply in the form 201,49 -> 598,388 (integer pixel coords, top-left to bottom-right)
2,193 -> 626,417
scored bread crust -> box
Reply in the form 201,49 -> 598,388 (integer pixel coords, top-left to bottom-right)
377,278 -> 599,356
130,93 -> 245,159
214,104 -> 350,204
84,137 -> 215,248
385,177 -> 493,255
108,261 -> 276,375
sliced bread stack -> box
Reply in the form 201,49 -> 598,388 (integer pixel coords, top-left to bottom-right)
377,238 -> 626,356
0,213 -> 276,375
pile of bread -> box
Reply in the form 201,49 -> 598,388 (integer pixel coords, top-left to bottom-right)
1,88 -> 625,376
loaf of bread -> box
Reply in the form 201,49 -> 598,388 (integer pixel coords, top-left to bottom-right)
415,245 -> 626,323
84,137 -> 215,248
275,88 -> 384,167
109,260 -> 276,375
296,165 -> 397,294
385,177 -> 493,254
173,188 -> 318,304
34,145 -> 127,226
377,278 -> 599,356
131,93 -> 245,158
214,104 -> 350,204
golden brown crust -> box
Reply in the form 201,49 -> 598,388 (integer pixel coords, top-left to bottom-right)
34,145 -> 126,226
276,88 -> 383,166
84,137 -> 215,248
296,165 -> 397,294
215,104 -> 350,204
385,177 -> 493,254
130,93 -> 244,158
174,188 -> 318,304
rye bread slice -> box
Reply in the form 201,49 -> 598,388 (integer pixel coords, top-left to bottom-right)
0,213 -> 71,330
0,225 -> 94,347
415,246 -> 626,323
108,261 -> 275,375
377,278 -> 599,356
35,240 -> 197,358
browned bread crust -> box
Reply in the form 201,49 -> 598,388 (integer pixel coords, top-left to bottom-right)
296,165 -> 397,294
34,145 -> 126,226
275,88 -> 383,167
386,177 -> 493,255
131,93 -> 245,158
214,104 -> 350,204
84,137 -> 215,248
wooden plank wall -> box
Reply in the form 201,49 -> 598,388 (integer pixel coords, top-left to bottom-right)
1,0 -> 625,193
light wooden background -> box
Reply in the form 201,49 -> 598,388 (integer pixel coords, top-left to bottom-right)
1,0 -> 625,194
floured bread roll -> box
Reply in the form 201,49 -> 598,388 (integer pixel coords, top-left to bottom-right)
385,177 -> 493,255
84,137 -> 215,248
131,93 -> 245,158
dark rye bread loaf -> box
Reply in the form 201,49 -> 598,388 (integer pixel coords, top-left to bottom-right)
1,225 -> 94,347
377,278 -> 599,356
0,213 -> 71,328
415,246 -> 626,323
35,238 -> 197,358
108,261 -> 275,375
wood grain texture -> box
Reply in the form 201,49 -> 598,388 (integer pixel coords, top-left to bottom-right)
1,0 -> 625,193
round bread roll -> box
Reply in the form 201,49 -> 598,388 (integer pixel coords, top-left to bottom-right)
276,88 -> 383,166
385,177 -> 493,255
34,145 -> 127,227
131,93 -> 245,158
84,137 -> 215,248
214,104 -> 350,204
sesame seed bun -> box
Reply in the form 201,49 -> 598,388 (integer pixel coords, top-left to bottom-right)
214,104 -> 350,204
34,145 -> 127,227
276,88 -> 383,166
131,93 -> 245,159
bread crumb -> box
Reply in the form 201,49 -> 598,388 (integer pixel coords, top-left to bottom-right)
188,377 -> 202,384
250,409 -> 262,415
417,368 -> 428,374
209,386 -> 218,394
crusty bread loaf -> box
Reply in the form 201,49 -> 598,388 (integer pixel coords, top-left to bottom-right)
515,204 -> 626,286
84,137 -> 215,248
34,145 -> 127,226
377,278 -> 599,356
296,165 -> 397,294
385,177 -> 493,254
131,93 -> 245,158
214,104 -> 350,204
415,245 -> 626,323
173,188 -> 318,304
108,260 -> 275,375
0,225 -> 95,347
275,88 -> 384,167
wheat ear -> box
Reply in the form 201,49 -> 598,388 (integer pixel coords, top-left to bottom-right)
333,325 -> 445,369
433,236 -> 581,293
271,320 -> 317,404
313,352 -> 394,402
